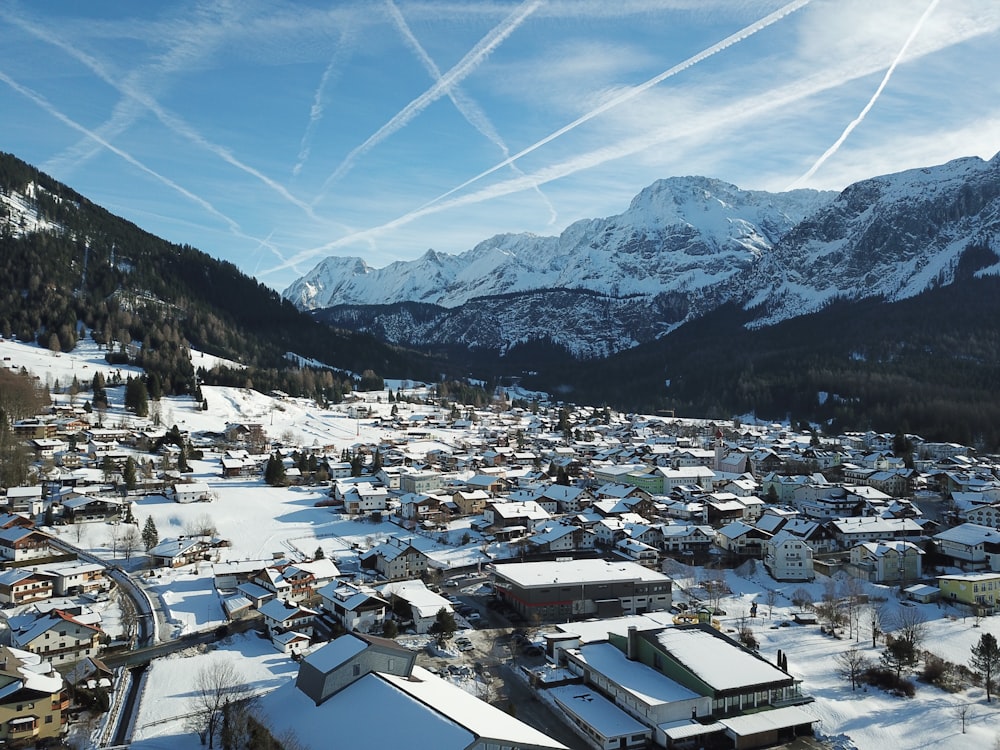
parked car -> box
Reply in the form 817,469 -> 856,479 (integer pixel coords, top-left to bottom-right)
467,612 -> 481,622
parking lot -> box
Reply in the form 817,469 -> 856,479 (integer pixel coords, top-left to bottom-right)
414,573 -> 588,749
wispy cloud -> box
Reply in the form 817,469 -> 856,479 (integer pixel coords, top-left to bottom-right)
384,0 -> 557,224
0,66 -> 296,268
266,10 -> 990,278
788,0 -> 940,189
1,7 -> 318,221
292,26 -> 355,179
311,0 -> 543,205
0,68 -> 240,232
417,0 -> 812,211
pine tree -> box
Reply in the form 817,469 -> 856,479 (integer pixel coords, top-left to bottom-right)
428,607 -> 457,648
125,376 -> 149,416
123,456 -> 138,490
970,632 -> 1000,702
91,372 -> 108,408
264,453 -> 287,486
141,516 -> 159,551
350,452 -> 365,477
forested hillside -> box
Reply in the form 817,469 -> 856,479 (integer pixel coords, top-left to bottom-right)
526,261 -> 1000,450
0,152 -> 440,400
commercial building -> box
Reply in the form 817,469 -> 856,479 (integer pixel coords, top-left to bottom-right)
491,558 -> 672,621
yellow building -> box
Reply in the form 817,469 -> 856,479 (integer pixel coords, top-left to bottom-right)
0,646 -> 67,746
937,573 -> 1000,610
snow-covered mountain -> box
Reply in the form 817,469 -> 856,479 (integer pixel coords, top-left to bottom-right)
284,177 -> 833,310
287,154 -> 1000,357
745,155 -> 1000,325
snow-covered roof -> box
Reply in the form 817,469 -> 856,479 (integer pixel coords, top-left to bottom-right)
575,643 -> 699,704
548,683 -> 649,739
262,670 -> 474,750
301,633 -> 367,674
258,598 -> 314,623
493,558 -> 671,588
552,612 -> 675,644
653,627 -> 791,692
289,557 -> 340,578
718,704 -> 817,735
383,665 -> 566,749
376,579 -> 452,619
934,522 -> 1000,546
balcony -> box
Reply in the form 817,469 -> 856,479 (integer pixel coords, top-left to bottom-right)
8,716 -> 39,736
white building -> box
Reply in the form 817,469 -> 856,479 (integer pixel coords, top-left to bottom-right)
763,531 -> 814,582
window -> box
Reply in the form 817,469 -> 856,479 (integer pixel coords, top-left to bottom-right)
352,663 -> 361,677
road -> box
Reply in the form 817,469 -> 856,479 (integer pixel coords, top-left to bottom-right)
102,616 -> 262,669
424,574 -> 589,750
49,535 -> 263,747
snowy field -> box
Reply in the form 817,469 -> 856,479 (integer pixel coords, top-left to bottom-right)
4,335 -> 1000,749
672,564 -> 1000,750
123,565 -> 1000,750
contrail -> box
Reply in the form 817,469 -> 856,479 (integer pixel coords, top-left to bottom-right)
264,50 -> 914,279
36,0 -> 229,175
417,0 -> 812,212
0,67 -> 296,266
384,0 -> 557,223
293,26 -> 355,178
790,0 -> 939,188
311,0 -> 542,205
0,69 -> 242,232
3,9 -> 317,220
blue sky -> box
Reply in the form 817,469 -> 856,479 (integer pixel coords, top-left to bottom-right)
2,0 -> 998,293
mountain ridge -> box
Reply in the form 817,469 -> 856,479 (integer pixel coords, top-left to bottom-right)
290,154 -> 1000,359
4,149 -> 1000,447
283,175 -> 835,311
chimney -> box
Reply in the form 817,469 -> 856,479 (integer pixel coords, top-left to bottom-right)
626,626 -> 638,661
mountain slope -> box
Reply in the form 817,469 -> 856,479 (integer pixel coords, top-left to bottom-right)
745,154 -> 1000,325
291,154 -> 1000,361
530,257 -> 1000,448
285,177 -> 834,311
0,151 -> 442,397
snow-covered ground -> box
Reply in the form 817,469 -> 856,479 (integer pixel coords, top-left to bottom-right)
5,335 -> 1000,749
674,564 -> 1000,750
123,563 -> 1000,750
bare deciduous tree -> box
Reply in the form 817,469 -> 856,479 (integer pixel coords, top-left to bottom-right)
700,573 -> 727,615
839,576 -> 865,641
107,524 -> 120,559
765,588 -> 779,619
954,703 -> 972,734
892,606 -> 927,652
185,512 -> 218,538
220,695 -> 259,750
120,525 -> 141,561
115,588 -> 139,644
834,647 -> 870,691
188,657 -> 248,750
864,600 -> 889,649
